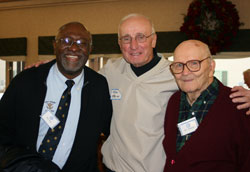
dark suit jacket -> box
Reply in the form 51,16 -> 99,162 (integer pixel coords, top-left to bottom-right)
0,60 -> 112,172
163,80 -> 250,172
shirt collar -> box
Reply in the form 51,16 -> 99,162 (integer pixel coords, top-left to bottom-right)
130,49 -> 161,76
54,64 -> 84,89
181,77 -> 219,108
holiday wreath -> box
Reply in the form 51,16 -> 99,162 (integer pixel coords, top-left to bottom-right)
180,0 -> 242,54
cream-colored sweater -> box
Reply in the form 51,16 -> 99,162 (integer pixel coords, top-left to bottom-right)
100,56 -> 178,172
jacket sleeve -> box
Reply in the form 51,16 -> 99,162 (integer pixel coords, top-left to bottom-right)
0,74 -> 19,145
100,77 -> 112,137
0,145 -> 61,172
0,71 -> 60,172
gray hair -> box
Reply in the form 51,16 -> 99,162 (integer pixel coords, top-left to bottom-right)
118,13 -> 155,37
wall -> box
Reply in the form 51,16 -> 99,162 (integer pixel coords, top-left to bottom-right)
0,0 -> 249,65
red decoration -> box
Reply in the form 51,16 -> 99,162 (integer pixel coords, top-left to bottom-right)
180,0 -> 242,54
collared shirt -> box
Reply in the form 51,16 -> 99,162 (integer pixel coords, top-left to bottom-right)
176,78 -> 219,152
36,64 -> 84,169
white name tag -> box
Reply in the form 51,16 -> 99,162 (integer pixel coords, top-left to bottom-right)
110,89 -> 122,100
40,111 -> 60,129
177,117 -> 199,136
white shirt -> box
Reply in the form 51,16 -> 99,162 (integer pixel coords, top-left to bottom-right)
36,64 -> 84,169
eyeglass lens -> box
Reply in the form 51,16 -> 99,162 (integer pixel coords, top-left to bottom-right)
59,37 -> 88,49
120,33 -> 153,44
171,57 -> 210,74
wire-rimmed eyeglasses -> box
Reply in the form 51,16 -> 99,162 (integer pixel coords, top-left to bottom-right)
170,57 -> 211,74
119,33 -> 155,44
56,37 -> 90,50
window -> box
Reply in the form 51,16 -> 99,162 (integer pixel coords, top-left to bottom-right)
214,57 -> 250,88
0,59 -> 25,100
0,59 -> 5,99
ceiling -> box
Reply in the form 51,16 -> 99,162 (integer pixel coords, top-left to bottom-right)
0,0 -> 26,3
0,0 -> 118,10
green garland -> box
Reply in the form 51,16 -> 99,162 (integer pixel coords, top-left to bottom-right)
180,0 -> 242,54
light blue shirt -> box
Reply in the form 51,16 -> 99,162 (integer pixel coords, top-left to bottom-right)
36,64 -> 84,169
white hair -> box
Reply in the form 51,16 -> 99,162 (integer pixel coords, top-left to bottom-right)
118,13 -> 155,37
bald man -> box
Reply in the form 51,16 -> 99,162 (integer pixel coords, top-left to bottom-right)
163,40 -> 250,172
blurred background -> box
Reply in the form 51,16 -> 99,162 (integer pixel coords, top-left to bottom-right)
0,0 -> 250,99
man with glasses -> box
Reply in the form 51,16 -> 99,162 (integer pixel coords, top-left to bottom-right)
100,13 -> 178,172
163,40 -> 250,172
0,22 -> 112,172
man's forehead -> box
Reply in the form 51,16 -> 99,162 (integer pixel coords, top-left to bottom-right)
58,26 -> 90,39
120,17 -> 151,34
174,44 -> 206,60
174,52 -> 204,63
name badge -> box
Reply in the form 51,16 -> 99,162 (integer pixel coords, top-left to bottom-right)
40,111 -> 60,129
177,117 -> 199,136
110,89 -> 122,100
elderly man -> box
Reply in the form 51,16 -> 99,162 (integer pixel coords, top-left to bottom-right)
100,13 -> 178,172
163,40 -> 250,172
0,22 -> 112,172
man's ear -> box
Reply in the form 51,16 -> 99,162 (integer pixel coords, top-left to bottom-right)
209,59 -> 216,77
89,44 -> 93,54
152,33 -> 157,48
53,40 -> 57,55
118,39 -> 123,52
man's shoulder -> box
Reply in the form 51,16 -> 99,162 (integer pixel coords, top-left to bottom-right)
210,81 -> 249,117
84,66 -> 108,83
104,57 -> 126,68
157,55 -> 172,68
13,60 -> 54,82
99,57 -> 127,75
169,91 -> 181,102
217,80 -> 233,100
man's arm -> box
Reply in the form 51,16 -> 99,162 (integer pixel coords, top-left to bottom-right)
230,86 -> 250,115
24,60 -> 51,69
0,73 -> 60,172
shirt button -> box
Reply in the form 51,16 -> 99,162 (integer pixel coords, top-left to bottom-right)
192,112 -> 195,115
171,159 -> 175,165
204,101 -> 206,104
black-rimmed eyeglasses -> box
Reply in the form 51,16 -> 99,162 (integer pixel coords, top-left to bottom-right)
170,57 -> 211,74
56,37 -> 90,50
119,33 -> 154,44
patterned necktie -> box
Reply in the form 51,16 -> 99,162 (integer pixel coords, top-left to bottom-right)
39,80 -> 75,160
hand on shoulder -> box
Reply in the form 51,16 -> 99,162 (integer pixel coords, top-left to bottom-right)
24,60 -> 51,70
230,86 -> 250,115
